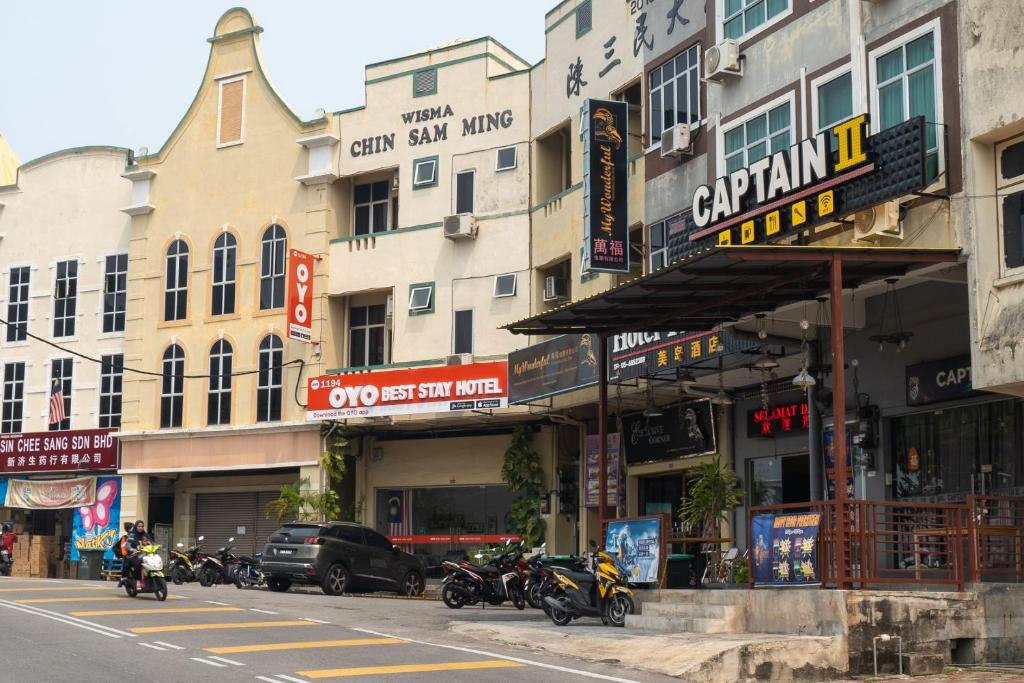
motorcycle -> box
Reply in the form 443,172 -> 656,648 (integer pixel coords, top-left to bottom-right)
119,543 -> 168,601
441,540 -> 526,610
524,550 -> 586,611
0,548 -> 13,577
544,541 -> 635,627
197,537 -> 238,587
233,551 -> 265,589
167,536 -> 204,585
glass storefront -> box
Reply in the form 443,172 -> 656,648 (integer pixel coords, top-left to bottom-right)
747,453 -> 811,506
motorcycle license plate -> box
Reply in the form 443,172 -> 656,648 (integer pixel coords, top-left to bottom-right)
278,549 -> 294,555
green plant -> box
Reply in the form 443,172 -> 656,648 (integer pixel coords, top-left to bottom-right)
680,456 -> 744,538
501,425 -> 546,549
266,430 -> 350,524
732,555 -> 749,584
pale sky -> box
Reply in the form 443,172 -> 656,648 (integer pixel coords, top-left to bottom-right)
0,1 -> 552,163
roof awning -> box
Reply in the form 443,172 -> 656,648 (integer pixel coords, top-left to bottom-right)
503,245 -> 961,336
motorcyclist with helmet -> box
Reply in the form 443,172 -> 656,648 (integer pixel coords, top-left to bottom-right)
124,520 -> 153,589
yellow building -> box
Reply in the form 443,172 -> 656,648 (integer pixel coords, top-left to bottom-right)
116,9 -> 339,555
0,134 -> 18,186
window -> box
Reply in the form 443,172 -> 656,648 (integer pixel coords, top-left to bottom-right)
364,529 -> 393,550
1004,191 -> 1024,270
5,266 -> 29,343
354,181 -> 391,235
413,68 -> 437,97
412,156 -> 438,189
102,254 -> 128,333
211,233 -> 236,316
649,222 -> 669,271
207,340 -> 232,426
334,525 -> 364,544
259,224 -> 287,310
349,304 -> 387,367
217,76 -> 245,146
748,454 -> 810,506
256,334 -> 283,422
873,30 -> 940,181
49,358 -> 73,431
164,240 -> 189,322
1,362 -> 25,434
98,354 -> 123,429
160,344 -> 185,429
649,45 -> 701,144
408,283 -> 434,314
723,0 -> 788,40
576,0 -> 592,37
496,146 -> 518,171
53,260 -> 78,338
455,170 -> 475,214
815,71 -> 853,150
1002,140 -> 1024,181
453,309 -> 473,355
493,273 -> 517,298
723,101 -> 792,175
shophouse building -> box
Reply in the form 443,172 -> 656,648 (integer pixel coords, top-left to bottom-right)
0,135 -> 17,185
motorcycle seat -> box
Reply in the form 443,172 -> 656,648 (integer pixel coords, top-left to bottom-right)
558,569 -> 596,586
461,562 -> 501,576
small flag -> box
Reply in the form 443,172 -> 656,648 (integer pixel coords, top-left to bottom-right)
48,379 -> 65,426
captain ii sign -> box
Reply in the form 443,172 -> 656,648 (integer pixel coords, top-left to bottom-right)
582,99 -> 629,274
287,249 -> 314,343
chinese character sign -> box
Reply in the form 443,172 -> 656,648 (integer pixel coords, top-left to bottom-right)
0,429 -> 119,474
582,99 -> 629,273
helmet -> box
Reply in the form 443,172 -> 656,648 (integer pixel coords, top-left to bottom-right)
1,523 -> 11,533
124,522 -> 133,533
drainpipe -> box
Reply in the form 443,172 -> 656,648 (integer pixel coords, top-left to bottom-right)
849,0 -> 868,116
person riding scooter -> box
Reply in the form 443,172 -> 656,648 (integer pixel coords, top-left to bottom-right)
0,523 -> 17,576
124,520 -> 153,590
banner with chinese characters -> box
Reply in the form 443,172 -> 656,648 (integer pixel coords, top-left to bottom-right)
0,429 -> 119,474
71,476 -> 121,561
583,433 -> 620,508
5,476 -> 96,510
747,400 -> 811,437
582,98 -> 629,273
607,329 -> 756,383
751,512 -> 821,586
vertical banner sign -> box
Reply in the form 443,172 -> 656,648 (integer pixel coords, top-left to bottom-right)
582,99 -> 629,273
751,512 -> 821,586
583,433 -> 620,508
72,476 -> 121,561
287,249 -> 314,343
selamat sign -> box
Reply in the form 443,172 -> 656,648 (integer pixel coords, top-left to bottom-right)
287,249 -> 314,343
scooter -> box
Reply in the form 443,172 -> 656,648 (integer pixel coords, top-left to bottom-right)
441,540 -> 526,610
120,543 -> 168,601
197,537 -> 237,587
523,544 -> 587,610
167,535 -> 204,585
544,541 -> 635,627
233,552 -> 265,589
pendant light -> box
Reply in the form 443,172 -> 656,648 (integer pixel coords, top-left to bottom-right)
868,278 -> 913,352
710,356 -> 733,406
792,319 -> 817,392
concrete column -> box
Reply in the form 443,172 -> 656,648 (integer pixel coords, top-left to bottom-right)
119,474 -> 150,527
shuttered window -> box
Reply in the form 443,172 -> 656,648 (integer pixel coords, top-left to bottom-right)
218,77 -> 245,146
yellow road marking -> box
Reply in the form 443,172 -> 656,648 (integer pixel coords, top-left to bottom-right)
207,638 -> 402,654
70,607 -> 242,617
17,595 -> 185,604
0,586 -> 105,592
298,661 -> 524,678
130,620 -> 315,634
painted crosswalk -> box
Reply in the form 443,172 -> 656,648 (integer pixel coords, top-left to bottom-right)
130,619 -> 316,634
70,606 -> 241,617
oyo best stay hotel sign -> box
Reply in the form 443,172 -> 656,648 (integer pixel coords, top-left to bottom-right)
307,362 -> 508,420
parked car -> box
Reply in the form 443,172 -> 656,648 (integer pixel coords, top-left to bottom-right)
261,522 -> 425,596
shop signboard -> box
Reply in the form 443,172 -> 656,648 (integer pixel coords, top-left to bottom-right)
823,424 -> 855,500
668,115 -> 929,261
751,512 -> 822,586
306,362 -> 508,420
747,400 -> 810,437
608,329 -> 755,383
71,476 -> 121,561
582,98 -> 630,274
287,248 -> 315,343
508,334 -> 599,404
605,516 -> 662,585
0,428 -> 119,474
906,354 -> 978,406
4,476 -> 96,509
621,400 -> 716,465
583,433 -> 620,508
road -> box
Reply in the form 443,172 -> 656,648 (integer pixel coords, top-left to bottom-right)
0,576 -> 677,682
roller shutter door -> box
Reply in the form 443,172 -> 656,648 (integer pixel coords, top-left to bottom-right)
195,492 -> 266,557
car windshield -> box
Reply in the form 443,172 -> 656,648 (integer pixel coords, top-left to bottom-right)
270,524 -> 322,543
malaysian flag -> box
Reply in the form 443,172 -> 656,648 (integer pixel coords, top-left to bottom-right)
386,489 -> 413,551
48,379 -> 66,426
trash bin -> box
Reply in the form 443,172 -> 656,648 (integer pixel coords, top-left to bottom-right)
665,553 -> 693,588
78,550 -> 104,581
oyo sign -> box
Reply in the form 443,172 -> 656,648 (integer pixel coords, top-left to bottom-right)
287,249 -> 314,343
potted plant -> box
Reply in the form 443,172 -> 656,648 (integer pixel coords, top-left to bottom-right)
679,456 -> 744,586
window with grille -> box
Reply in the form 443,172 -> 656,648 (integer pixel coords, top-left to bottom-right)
160,344 -> 185,429
50,358 -> 73,431
256,335 -> 283,422
576,0 -> 592,37
102,253 -> 128,333
164,240 -> 189,322
349,304 -> 387,367
259,225 -> 287,310
649,45 -> 701,145
99,354 -> 123,429
1,362 -> 25,434
5,266 -> 29,343
207,340 -> 232,426
211,233 -> 237,316
354,181 -> 391,235
413,69 -> 437,97
53,260 -> 78,338
723,101 -> 792,175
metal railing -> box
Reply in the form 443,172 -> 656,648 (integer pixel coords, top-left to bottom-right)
968,495 -> 1024,583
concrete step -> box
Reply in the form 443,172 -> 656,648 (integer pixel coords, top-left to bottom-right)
625,613 -> 743,634
642,601 -> 744,621
900,652 -> 946,676
653,589 -> 750,606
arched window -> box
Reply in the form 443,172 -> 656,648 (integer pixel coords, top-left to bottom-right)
256,334 -> 283,422
207,339 -> 232,426
164,239 -> 189,321
160,344 -> 185,428
259,225 -> 287,310
211,233 -> 237,316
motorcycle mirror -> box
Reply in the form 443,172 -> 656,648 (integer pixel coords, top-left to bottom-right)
474,553 -> 484,559
228,537 -> 235,543
197,536 -> 204,541
176,543 -> 184,548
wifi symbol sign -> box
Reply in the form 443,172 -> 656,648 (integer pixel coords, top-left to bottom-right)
817,191 -> 835,217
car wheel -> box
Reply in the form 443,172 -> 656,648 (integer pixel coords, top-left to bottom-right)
321,564 -> 349,596
266,577 -> 291,593
399,571 -> 424,597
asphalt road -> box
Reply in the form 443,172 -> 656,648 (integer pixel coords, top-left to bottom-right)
0,576 -> 679,682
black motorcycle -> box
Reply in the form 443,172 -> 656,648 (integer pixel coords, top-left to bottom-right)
441,541 -> 526,610
167,536 -> 204,585
233,551 -> 265,589
197,537 -> 238,587
524,550 -> 586,611
0,548 -> 12,577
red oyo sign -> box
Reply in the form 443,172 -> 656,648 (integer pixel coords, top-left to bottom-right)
307,362 -> 509,420
0,429 -> 119,474
287,249 -> 314,343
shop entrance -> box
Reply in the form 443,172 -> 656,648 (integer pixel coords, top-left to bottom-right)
639,473 -> 687,522
748,453 -> 811,506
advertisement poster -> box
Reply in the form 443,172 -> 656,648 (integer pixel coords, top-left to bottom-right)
287,249 -> 314,343
751,512 -> 821,587
307,362 -> 508,419
71,476 -> 121,561
605,517 -> 661,585
582,99 -> 629,273
583,433 -> 620,508
823,425 -> 855,500
508,334 -> 598,404
0,429 -> 119,474
621,400 -> 715,465
5,476 -> 96,509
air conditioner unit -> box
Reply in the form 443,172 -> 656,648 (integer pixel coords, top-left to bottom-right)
443,214 -> 478,240
853,201 -> 902,242
543,275 -> 569,302
446,353 -> 474,366
660,123 -> 693,158
704,40 -> 742,82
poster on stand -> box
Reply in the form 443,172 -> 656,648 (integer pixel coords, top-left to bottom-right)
583,433 -> 620,508
605,516 -> 661,585
751,512 -> 821,587
71,476 -> 121,561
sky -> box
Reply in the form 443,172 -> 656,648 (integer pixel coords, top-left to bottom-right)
0,1 -> 553,163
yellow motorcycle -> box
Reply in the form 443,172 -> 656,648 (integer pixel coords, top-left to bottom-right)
544,542 -> 635,627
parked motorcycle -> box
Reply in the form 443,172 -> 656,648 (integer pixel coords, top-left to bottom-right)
0,548 -> 13,577
544,541 -> 635,627
119,543 -> 168,601
197,537 -> 238,587
524,549 -> 586,611
167,536 -> 205,585
441,540 -> 526,610
233,551 -> 265,589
